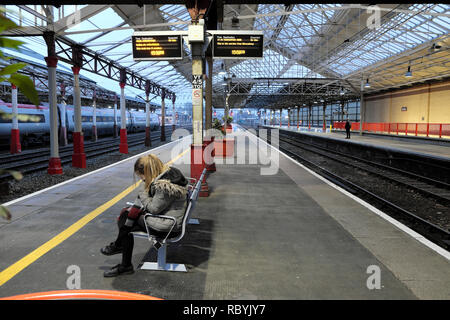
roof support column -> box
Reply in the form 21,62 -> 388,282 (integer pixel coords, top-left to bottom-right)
92,88 -> 97,142
360,85 -> 365,136
71,65 -> 86,168
323,104 -> 326,132
188,13 -> 209,196
10,84 -> 21,154
59,82 -> 68,146
144,80 -> 152,147
191,43 -> 206,183
302,107 -> 304,127
308,105 -> 311,131
44,31 -> 62,174
113,95 -> 117,138
205,55 -> 213,133
160,89 -> 166,142
279,108 -> 282,127
172,95 -> 176,132
204,55 -> 215,173
287,108 -> 290,129
297,106 -> 300,131
71,44 -> 86,168
119,69 -> 128,154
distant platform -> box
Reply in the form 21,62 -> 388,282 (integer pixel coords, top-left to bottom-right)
262,125 -> 450,161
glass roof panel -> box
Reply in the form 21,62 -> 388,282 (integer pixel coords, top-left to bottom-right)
3,3 -> 449,106
281,63 -> 325,78
323,3 -> 450,76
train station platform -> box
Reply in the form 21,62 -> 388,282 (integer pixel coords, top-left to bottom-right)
0,126 -> 449,299
264,125 -> 450,160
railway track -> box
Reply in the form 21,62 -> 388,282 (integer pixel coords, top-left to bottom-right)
279,135 -> 450,205
0,125 -> 191,180
253,125 -> 450,250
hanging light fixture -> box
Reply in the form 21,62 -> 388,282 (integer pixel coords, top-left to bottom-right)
431,43 -> 442,52
340,87 -> 345,95
364,78 -> 371,88
405,65 -> 412,77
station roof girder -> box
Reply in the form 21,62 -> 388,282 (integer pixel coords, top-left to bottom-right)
0,3 -> 449,109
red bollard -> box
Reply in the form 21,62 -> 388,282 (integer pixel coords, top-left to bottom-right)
190,143 -> 209,197
145,126 -> 152,147
48,157 -> 63,175
10,129 -> 21,154
72,132 -> 86,168
119,128 -> 128,154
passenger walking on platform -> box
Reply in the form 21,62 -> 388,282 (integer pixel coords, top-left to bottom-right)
345,120 -> 351,139
101,154 -> 188,277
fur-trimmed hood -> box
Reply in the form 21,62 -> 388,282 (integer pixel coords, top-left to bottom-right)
149,166 -> 188,199
151,179 -> 187,198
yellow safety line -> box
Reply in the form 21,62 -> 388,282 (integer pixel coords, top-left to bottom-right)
0,148 -> 189,287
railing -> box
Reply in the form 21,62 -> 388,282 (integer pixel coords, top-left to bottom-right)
333,122 -> 450,139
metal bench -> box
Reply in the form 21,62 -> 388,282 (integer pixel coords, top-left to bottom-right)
131,168 -> 207,272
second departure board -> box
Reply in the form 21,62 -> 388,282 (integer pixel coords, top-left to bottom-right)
213,33 -> 263,59
132,34 -> 183,60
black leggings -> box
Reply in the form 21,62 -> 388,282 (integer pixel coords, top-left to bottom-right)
114,209 -> 176,266
114,209 -> 146,267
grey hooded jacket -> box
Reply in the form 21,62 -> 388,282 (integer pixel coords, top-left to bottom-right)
135,167 -> 188,233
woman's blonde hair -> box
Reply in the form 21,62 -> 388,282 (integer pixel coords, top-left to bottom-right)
134,154 -> 169,191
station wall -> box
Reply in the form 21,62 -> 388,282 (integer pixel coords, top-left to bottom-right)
364,80 -> 450,123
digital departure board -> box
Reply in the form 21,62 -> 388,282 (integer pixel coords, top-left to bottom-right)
132,34 -> 183,61
213,33 -> 263,59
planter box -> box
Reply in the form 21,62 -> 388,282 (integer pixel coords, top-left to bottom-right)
214,138 -> 235,157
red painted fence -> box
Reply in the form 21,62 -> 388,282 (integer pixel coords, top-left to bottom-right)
333,122 -> 450,139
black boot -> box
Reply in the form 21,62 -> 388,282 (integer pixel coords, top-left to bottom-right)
101,242 -> 123,256
103,264 -> 134,277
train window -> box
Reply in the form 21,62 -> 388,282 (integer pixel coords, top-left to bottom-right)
81,116 -> 94,122
0,113 -> 45,123
21,114 -> 45,123
0,114 -> 11,123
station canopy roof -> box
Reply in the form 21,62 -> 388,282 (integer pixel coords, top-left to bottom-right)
1,3 -> 449,109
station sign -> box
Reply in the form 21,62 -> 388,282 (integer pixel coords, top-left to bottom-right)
212,30 -> 264,59
132,31 -> 184,61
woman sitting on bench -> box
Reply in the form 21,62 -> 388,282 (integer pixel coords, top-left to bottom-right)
101,154 -> 189,277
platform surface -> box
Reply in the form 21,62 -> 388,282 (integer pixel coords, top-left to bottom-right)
265,125 -> 450,160
0,128 -> 449,299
